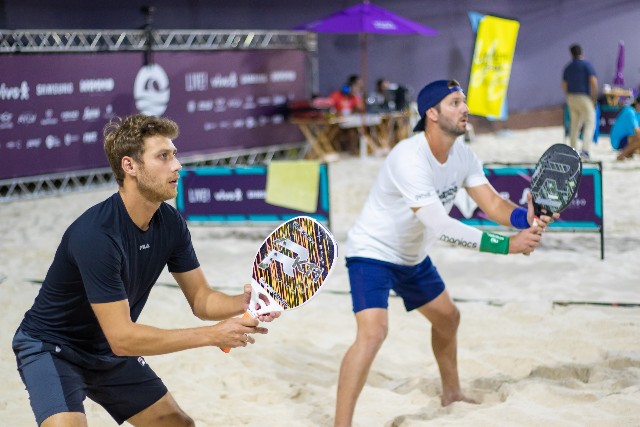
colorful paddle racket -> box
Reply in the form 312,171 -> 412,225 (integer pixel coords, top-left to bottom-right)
530,143 -> 583,219
222,216 -> 338,352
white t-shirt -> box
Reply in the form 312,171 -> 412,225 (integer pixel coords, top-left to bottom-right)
346,132 -> 488,265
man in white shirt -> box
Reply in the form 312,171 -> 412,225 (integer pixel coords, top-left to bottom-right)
334,79 -> 556,426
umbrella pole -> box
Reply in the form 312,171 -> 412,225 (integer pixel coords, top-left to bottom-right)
360,32 -> 368,98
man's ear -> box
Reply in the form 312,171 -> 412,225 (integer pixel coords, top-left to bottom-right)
122,156 -> 137,177
426,107 -> 438,121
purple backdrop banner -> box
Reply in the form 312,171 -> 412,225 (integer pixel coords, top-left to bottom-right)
0,50 -> 306,180
450,164 -> 603,229
175,165 -> 330,225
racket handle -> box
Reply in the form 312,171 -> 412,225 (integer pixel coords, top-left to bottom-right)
523,217 -> 539,256
220,311 -> 253,353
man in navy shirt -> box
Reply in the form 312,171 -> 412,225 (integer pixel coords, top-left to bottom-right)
13,114 -> 279,426
562,43 -> 598,159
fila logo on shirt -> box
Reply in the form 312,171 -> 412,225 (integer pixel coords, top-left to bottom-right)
139,243 -> 150,251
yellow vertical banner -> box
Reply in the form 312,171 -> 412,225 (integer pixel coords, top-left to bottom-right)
467,15 -> 520,119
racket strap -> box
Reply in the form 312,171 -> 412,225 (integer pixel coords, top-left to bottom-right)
479,231 -> 510,255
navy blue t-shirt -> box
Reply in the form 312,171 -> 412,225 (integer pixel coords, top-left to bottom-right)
563,59 -> 597,95
19,193 -> 200,354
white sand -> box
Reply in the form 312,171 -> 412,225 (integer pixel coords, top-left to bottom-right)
1,126 -> 639,426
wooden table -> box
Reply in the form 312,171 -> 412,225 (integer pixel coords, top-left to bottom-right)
291,111 -> 412,160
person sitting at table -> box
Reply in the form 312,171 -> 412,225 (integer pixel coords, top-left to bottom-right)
330,75 -> 365,116
610,94 -> 640,160
328,75 -> 366,154
367,78 -> 396,112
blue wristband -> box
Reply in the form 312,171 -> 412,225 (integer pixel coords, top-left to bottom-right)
510,207 -> 529,229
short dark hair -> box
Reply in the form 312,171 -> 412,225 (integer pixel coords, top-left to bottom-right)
570,44 -> 582,58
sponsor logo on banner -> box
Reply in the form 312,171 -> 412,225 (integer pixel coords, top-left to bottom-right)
257,96 -> 272,106
83,131 -> 98,144
64,134 -> 80,146
227,98 -> 242,109
270,70 -> 297,83
214,98 -> 226,112
0,112 -> 14,129
134,64 -> 170,116
17,112 -> 37,125
26,138 -> 41,149
245,117 -> 257,128
60,110 -> 80,122
45,135 -> 61,149
79,78 -> 115,93
243,96 -> 256,110
83,107 -> 100,121
41,109 -> 59,126
0,81 -> 30,100
36,82 -> 74,96
6,140 -> 21,149
185,72 -> 208,92
197,100 -> 213,111
187,188 -> 211,203
210,72 -> 237,88
214,188 -> 243,202
240,73 -> 268,85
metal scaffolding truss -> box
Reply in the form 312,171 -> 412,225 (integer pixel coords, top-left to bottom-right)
0,29 -> 316,53
0,142 -> 309,203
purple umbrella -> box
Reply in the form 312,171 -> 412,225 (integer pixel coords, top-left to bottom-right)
294,0 -> 438,94
613,40 -> 624,86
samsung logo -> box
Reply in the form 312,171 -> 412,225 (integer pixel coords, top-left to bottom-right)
36,82 -> 74,96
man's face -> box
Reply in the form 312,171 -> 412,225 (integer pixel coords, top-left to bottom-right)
434,91 -> 469,137
136,135 -> 182,203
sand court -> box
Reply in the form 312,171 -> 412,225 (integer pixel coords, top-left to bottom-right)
1,126 -> 639,426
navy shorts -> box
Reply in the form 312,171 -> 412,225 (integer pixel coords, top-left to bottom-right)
346,256 -> 446,313
619,136 -> 629,150
12,328 -> 168,425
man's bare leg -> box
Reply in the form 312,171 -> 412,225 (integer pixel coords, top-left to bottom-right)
41,413 -> 88,427
334,308 -> 388,427
127,392 -> 194,427
617,135 -> 640,160
417,290 -> 476,406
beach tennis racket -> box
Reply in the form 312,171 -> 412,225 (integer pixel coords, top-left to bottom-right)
523,144 -> 582,256
222,216 -> 338,352
530,143 -> 582,219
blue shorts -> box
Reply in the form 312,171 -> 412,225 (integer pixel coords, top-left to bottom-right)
619,136 -> 629,150
12,328 -> 168,425
346,256 -> 446,313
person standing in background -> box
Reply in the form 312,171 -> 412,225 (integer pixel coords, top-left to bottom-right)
562,44 -> 598,160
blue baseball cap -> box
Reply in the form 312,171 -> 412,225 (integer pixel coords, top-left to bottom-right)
413,80 -> 463,132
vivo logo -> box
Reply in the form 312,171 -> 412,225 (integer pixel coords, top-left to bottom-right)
214,188 -> 243,202
0,81 -> 30,100
210,72 -> 238,88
